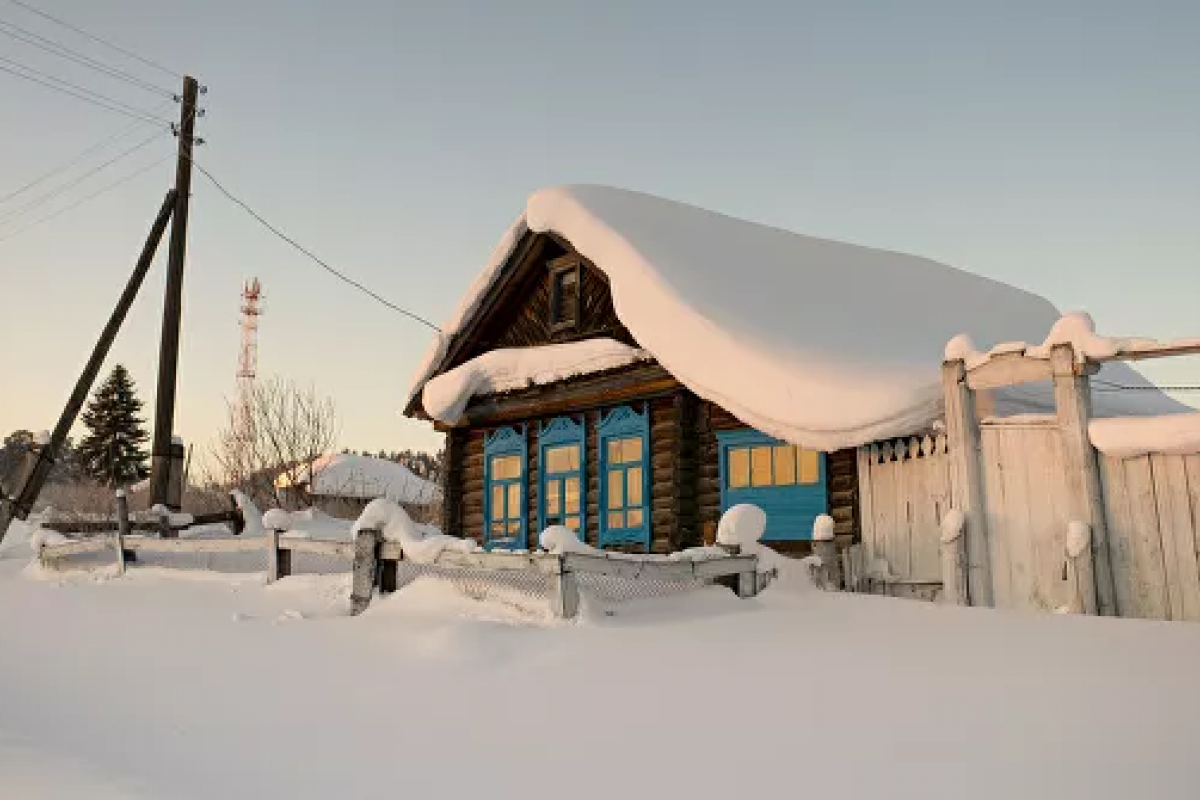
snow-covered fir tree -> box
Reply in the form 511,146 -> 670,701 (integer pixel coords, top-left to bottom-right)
78,364 -> 150,487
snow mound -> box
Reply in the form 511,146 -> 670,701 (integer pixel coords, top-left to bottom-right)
539,525 -> 600,555
1066,521 -> 1091,559
425,338 -> 650,425
354,498 -> 476,564
231,491 -> 265,537
716,504 -> 767,548
262,508 -> 292,532
940,509 -> 966,544
1089,413 -> 1200,458
279,453 -> 441,505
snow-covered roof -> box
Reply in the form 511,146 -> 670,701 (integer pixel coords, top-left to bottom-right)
407,184 -> 1183,450
424,338 -> 651,425
278,453 -> 441,505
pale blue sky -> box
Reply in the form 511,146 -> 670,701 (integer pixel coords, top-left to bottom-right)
2,0 -> 1198,461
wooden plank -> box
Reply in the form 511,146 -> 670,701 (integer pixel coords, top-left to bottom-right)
1100,455 -> 1141,617
265,528 -> 281,583
435,549 -> 560,573
350,529 -> 380,616
966,354 -> 1053,391
942,360 -> 992,605
41,537 -> 111,560
1184,455 -> 1200,619
1092,340 -> 1200,364
1123,457 -> 1171,619
1050,344 -> 1116,615
856,447 -> 877,575
1150,455 -> 1200,620
892,441 -> 914,580
1000,427 -> 1038,609
122,535 -> 264,554
980,427 -> 1012,608
562,552 -> 697,581
380,541 -> 402,561
279,537 -> 355,559
692,555 -> 759,580
1027,427 -> 1071,611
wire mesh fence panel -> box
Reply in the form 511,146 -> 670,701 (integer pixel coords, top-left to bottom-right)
393,560 -> 551,600
575,571 -> 711,604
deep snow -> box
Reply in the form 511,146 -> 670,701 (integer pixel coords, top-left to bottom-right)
3,552 -> 1200,799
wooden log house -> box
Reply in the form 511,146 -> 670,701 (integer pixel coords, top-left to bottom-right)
403,185 -> 1068,557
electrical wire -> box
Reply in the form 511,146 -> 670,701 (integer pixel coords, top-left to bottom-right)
0,129 -> 167,225
0,17 -> 177,98
1093,379 -> 1200,392
2,0 -> 182,80
0,56 -> 174,124
0,152 -> 172,244
187,158 -> 444,334
0,99 -> 173,206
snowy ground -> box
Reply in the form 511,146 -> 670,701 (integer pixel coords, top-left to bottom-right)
2,550 -> 1200,799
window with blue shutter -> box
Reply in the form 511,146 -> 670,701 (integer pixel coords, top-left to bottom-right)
598,404 -> 650,550
484,425 -> 527,549
718,430 -> 826,541
538,416 -> 585,535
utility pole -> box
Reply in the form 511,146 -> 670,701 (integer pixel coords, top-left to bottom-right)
0,191 -> 177,543
149,75 -> 200,510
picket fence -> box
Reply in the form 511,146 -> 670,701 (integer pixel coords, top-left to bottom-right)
858,421 -> 1200,621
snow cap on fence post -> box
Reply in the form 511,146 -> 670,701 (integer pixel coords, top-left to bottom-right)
812,514 -> 835,542
1064,521 -> 1097,615
716,504 -> 766,552
811,514 -> 840,590
939,509 -> 966,544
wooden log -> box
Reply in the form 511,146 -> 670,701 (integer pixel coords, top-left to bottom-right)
1064,521 -> 1097,615
940,513 -> 970,605
547,557 -> 580,619
265,527 -> 282,583
41,537 -> 111,560
942,359 -> 993,606
350,528 -> 381,616
1051,344 -> 1115,616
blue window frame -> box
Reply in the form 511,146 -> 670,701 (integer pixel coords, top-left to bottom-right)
717,430 -> 827,541
538,416 -> 585,536
484,425 -> 527,549
598,404 -> 650,550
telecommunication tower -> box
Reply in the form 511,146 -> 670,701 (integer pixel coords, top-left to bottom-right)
234,278 -> 263,443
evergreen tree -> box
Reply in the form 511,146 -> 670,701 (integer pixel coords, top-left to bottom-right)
78,365 -> 150,487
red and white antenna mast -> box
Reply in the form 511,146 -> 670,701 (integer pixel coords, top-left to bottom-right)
234,278 -> 263,444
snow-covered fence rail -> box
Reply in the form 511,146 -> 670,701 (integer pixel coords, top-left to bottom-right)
347,527 -> 762,620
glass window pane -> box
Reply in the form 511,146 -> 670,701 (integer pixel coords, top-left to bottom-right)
774,446 -> 796,485
507,484 -> 521,518
565,477 -> 580,513
751,446 -> 772,486
608,510 -> 626,530
493,454 -> 520,481
491,485 -> 504,518
607,470 -> 624,509
607,439 -> 621,464
729,447 -> 749,488
624,437 -> 643,463
490,521 -> 504,535
507,521 -> 521,535
546,479 -> 561,515
627,507 -> 644,528
545,445 -> 579,474
565,515 -> 580,532
799,449 -> 820,485
627,467 -> 643,506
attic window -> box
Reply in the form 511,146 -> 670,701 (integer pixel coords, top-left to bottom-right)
549,259 -> 580,332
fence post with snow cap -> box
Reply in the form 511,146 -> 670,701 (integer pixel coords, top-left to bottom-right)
350,527 -> 381,615
547,555 -> 581,619
939,510 -> 969,605
811,514 -> 840,591
262,509 -> 293,584
1064,521 -> 1097,615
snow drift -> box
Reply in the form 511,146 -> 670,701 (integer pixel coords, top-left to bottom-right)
278,453 -> 441,505
407,185 -> 1180,451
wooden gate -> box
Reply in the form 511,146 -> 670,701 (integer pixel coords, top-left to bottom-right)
978,419 -> 1075,611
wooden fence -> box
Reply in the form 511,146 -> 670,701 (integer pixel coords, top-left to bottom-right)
855,336 -> 1200,622
38,524 -> 762,620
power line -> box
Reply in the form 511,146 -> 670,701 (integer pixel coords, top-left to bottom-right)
0,17 -> 177,98
1094,379 -> 1200,392
2,0 -> 182,80
188,158 -> 444,334
0,129 -> 167,226
0,153 -> 172,244
0,56 -> 174,125
0,99 -> 172,206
